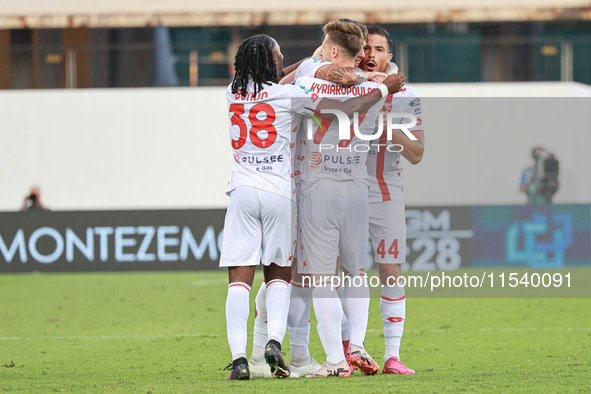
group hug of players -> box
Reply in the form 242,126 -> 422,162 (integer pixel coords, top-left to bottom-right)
219,18 -> 425,380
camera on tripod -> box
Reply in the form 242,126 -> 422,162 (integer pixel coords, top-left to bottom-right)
532,148 -> 559,203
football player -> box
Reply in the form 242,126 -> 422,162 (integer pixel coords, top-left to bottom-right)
293,19 -> 405,377
221,33 -> 405,380
360,25 -> 424,375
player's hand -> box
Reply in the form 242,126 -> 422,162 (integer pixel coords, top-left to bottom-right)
312,46 -> 323,59
368,71 -> 387,83
383,72 -> 406,95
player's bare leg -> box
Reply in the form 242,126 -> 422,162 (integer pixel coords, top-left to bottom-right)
262,263 -> 292,378
378,263 -> 415,375
225,266 -> 256,380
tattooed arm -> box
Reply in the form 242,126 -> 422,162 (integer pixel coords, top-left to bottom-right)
315,64 -> 386,86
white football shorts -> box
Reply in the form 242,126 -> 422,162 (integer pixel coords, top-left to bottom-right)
297,181 -> 368,275
368,198 -> 407,264
219,185 -> 293,268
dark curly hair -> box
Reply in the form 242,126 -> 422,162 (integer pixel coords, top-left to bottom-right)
231,34 -> 278,98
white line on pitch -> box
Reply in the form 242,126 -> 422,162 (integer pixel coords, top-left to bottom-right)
5,327 -> 589,341
1,333 -> 219,341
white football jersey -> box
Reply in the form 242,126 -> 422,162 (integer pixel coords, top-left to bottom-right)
294,75 -> 384,196
225,81 -> 320,199
294,58 -> 329,81
292,58 -> 330,188
367,86 -> 423,203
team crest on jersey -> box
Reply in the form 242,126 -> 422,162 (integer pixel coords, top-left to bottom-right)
410,98 -> 421,107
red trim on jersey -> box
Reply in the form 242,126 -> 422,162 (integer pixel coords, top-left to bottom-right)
229,282 -> 251,292
266,279 -> 288,288
381,295 -> 406,302
376,132 -> 391,202
290,281 -> 309,288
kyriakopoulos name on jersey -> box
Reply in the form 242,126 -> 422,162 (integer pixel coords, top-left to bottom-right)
240,155 -> 284,165
233,90 -> 269,101
309,82 -> 370,97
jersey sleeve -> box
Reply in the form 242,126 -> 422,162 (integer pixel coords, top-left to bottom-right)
391,88 -> 424,133
294,58 -> 330,81
406,96 -> 424,132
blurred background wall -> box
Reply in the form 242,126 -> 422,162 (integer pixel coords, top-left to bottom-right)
1,0 -> 590,210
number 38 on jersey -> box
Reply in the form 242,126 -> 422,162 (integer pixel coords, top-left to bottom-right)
229,103 -> 277,149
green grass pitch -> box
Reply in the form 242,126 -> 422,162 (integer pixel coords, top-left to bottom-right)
1,269 -> 590,392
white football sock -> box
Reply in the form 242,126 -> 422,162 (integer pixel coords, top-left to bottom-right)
336,284 -> 350,343
250,281 -> 267,364
225,282 -> 251,361
341,275 -> 370,349
341,313 -> 350,343
288,281 -> 312,363
313,282 -> 345,365
380,285 -> 406,361
266,279 -> 290,344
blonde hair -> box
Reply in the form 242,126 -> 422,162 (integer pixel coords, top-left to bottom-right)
338,18 -> 368,41
322,19 -> 365,59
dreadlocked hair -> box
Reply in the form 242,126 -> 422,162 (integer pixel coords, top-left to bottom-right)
231,34 -> 278,98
